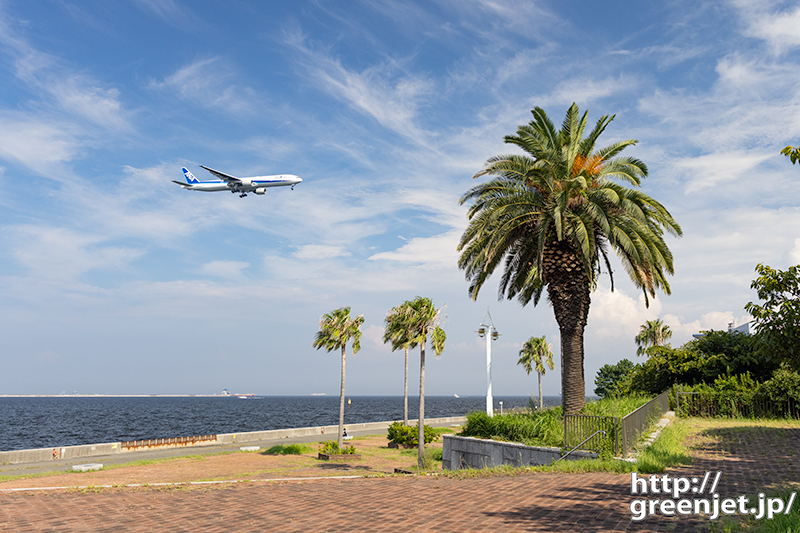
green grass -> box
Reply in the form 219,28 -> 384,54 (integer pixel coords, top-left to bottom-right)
262,444 -> 314,455
633,417 -> 693,473
703,487 -> 800,533
460,407 -> 564,447
582,394 -> 652,418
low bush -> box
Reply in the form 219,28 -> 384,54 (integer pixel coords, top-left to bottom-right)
387,422 -> 439,448
460,408 -> 563,447
264,444 -> 313,455
319,441 -> 356,455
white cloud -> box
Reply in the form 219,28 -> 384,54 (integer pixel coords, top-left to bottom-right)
0,112 -> 79,176
200,261 -> 250,278
286,31 -> 434,144
675,151 -> 773,194
544,74 -> 641,108
7,226 -> 144,283
734,1 -> 800,55
151,57 -> 257,113
587,285 -> 662,340
369,229 -> 460,265
294,245 -> 351,260
790,238 -> 800,264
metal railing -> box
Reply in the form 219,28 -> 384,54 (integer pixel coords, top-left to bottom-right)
619,390 -> 669,457
563,390 -> 670,457
121,434 -> 217,450
563,413 -> 618,455
676,392 -> 800,419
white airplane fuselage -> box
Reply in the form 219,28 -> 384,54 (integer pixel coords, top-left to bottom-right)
175,166 -> 302,197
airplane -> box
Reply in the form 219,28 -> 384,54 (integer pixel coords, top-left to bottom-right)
173,166 -> 302,197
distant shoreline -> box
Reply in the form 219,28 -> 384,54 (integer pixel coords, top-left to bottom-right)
0,394 -> 231,398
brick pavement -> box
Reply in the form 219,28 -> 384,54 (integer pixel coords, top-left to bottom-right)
1,473 -> 697,532
2,420 -> 797,532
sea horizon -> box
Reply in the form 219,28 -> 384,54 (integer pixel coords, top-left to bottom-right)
0,395 -> 562,452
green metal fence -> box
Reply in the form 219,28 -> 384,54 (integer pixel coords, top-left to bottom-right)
676,392 -> 800,419
563,390 -> 670,457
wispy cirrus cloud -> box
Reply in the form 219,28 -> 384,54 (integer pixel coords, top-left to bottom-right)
285,30 -> 435,145
732,0 -> 800,55
150,57 -> 258,114
0,112 -> 80,176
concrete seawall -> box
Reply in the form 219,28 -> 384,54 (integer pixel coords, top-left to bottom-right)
0,417 -> 466,465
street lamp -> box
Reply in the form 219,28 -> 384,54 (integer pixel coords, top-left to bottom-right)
477,312 -> 500,416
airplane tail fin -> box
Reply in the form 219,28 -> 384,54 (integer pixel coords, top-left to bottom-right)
182,167 -> 200,184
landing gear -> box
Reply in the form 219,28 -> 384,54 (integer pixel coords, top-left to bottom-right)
239,192 -> 247,198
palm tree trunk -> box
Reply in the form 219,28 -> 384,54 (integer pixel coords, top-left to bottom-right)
544,242 -> 591,415
418,341 -> 426,469
538,371 -> 543,410
338,345 -> 346,449
403,346 -> 409,426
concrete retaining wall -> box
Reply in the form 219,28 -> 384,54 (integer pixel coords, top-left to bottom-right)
442,435 -> 597,470
0,442 -> 121,465
0,416 -> 466,465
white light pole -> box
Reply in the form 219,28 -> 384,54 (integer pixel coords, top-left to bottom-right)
477,313 -> 500,416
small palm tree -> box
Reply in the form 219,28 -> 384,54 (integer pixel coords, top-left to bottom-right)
635,319 -> 672,356
384,303 -> 418,425
518,336 -> 555,409
313,307 -> 364,449
400,296 -> 446,468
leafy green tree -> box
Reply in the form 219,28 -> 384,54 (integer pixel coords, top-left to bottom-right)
635,319 -> 673,356
622,330 -> 768,394
594,359 -> 636,398
687,329 -> 771,381
313,307 -> 364,449
399,296 -> 446,468
745,263 -> 800,368
457,103 -> 682,414
383,303 -> 418,425
781,145 -> 800,164
517,336 -> 555,409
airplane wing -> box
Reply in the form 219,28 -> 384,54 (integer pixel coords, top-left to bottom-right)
200,165 -> 241,183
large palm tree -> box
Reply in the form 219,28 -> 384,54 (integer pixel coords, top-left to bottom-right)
635,319 -> 673,356
400,296 -> 446,468
313,307 -> 364,449
458,103 -> 682,414
518,336 -> 555,410
383,303 -> 418,425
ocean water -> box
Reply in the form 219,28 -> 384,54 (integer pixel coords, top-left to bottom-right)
0,395 -> 562,452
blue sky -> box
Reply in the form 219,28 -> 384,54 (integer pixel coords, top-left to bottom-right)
1,0 -> 799,397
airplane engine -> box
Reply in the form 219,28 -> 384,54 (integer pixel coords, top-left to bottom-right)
254,188 -> 266,195
239,178 -> 253,186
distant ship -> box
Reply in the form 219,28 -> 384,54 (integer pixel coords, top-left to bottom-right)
221,389 -> 256,399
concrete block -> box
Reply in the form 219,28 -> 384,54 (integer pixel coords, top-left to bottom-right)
72,463 -> 103,472
442,435 -> 597,471
239,446 -> 260,452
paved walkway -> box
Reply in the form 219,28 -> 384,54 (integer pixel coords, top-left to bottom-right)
2,420 -> 798,532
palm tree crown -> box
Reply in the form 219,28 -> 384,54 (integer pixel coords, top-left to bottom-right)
635,319 -> 673,356
313,307 -> 364,448
517,336 -> 555,410
458,103 -> 681,414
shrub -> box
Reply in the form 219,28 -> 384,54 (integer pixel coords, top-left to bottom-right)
387,422 -> 439,448
264,444 -> 313,455
319,441 -> 356,455
460,408 -> 563,447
